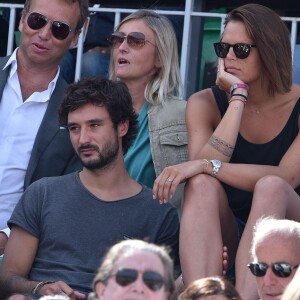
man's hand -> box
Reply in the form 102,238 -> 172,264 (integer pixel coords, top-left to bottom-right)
39,281 -> 86,299
0,232 -> 8,255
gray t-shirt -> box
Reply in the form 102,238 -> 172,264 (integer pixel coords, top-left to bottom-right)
9,172 -> 179,295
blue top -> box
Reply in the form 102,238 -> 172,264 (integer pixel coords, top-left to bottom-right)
125,102 -> 156,188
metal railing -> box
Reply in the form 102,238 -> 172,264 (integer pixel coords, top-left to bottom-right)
1,2 -> 300,97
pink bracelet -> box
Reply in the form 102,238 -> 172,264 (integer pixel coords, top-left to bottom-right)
230,83 -> 248,95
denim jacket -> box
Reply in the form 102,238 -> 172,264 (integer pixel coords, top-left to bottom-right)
148,98 -> 188,212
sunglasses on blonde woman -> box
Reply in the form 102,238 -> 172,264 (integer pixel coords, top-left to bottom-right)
26,11 -> 72,40
108,32 -> 156,49
109,268 -> 165,291
214,42 -> 257,59
248,262 -> 299,278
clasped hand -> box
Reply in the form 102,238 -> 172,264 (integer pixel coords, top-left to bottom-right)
216,59 -> 245,93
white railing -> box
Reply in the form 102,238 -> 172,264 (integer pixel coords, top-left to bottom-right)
1,2 -> 300,96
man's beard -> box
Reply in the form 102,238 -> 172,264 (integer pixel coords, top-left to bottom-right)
78,136 -> 119,170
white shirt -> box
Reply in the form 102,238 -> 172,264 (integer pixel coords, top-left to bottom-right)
0,48 -> 59,234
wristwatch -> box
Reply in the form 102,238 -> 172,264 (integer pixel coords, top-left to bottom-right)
209,159 -> 222,177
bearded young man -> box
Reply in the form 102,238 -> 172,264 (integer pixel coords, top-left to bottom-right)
0,78 -> 179,300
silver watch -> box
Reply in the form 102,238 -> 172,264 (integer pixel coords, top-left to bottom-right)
209,159 -> 222,177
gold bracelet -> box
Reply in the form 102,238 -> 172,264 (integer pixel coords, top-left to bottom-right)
203,159 -> 210,174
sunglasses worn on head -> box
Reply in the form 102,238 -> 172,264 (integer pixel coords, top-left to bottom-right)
248,262 -> 299,278
214,42 -> 257,59
27,12 -> 72,40
110,268 -> 165,291
108,32 -> 156,49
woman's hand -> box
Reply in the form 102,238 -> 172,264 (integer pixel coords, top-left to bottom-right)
152,160 -> 209,204
216,59 -> 244,93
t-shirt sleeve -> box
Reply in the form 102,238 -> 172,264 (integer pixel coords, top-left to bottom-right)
8,180 -> 44,239
155,207 -> 180,269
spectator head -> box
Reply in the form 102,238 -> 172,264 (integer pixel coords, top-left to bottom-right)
22,0 -> 89,33
109,9 -> 183,105
18,0 -> 89,67
224,3 -> 292,96
249,217 -> 300,300
90,239 -> 175,300
59,77 -> 138,155
178,276 -> 242,300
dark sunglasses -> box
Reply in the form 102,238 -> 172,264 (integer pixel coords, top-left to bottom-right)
214,42 -> 257,59
110,268 -> 165,291
27,12 -> 72,40
248,262 -> 299,278
108,32 -> 156,49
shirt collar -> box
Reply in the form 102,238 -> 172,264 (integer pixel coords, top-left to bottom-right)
3,48 -> 18,78
3,47 -> 60,92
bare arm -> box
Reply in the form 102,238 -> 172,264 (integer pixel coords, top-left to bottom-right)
187,89 -> 245,162
216,131 -> 300,191
154,59 -> 300,201
0,226 -> 85,299
188,59 -> 247,162
153,130 -> 300,202
0,231 -> 8,256
0,226 -> 39,298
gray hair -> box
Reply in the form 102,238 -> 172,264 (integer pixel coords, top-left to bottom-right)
92,239 -> 175,296
109,9 -> 183,105
251,217 -> 300,260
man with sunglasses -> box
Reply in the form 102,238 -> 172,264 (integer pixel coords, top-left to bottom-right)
0,0 -> 89,256
0,77 -> 179,300
90,239 -> 175,300
248,217 -> 300,300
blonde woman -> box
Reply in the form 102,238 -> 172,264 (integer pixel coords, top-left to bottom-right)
109,9 -> 188,211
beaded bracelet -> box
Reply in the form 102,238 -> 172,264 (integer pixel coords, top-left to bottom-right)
203,159 -> 210,174
32,281 -> 53,294
230,83 -> 248,95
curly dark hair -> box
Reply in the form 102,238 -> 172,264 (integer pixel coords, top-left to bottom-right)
58,77 -> 138,154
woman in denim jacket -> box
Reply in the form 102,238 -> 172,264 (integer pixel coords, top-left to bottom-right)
109,9 -> 188,211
